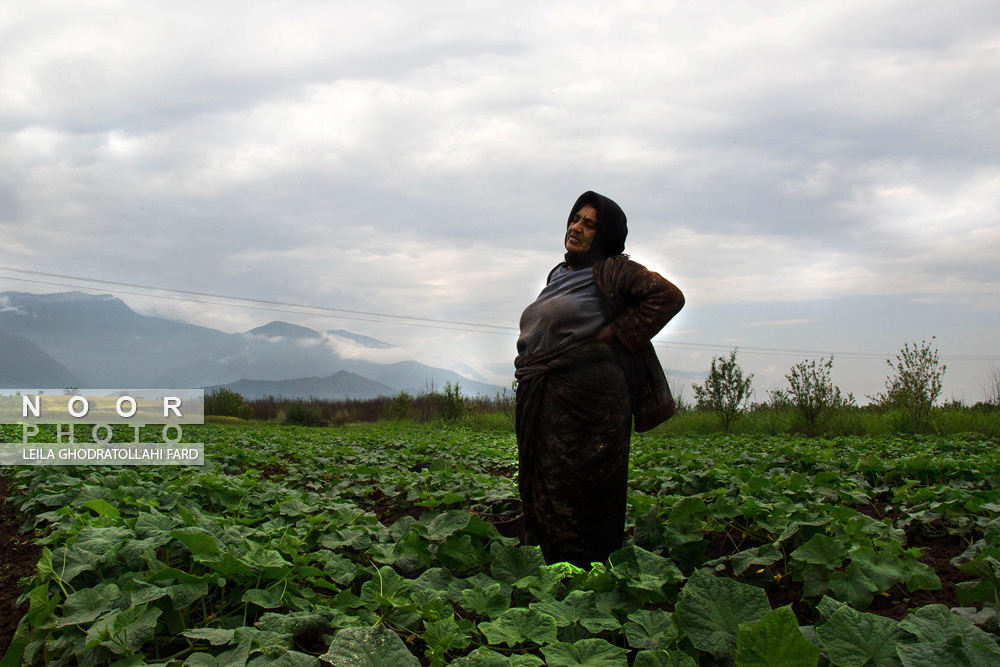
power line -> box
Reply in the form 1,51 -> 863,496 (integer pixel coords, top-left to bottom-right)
0,276 -> 520,337
1,266 -> 996,363
654,341 -> 998,362
0,266 -> 518,332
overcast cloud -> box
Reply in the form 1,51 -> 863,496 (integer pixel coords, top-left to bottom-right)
1,0 -> 998,401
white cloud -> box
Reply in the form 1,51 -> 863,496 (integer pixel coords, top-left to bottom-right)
1,0 -> 998,399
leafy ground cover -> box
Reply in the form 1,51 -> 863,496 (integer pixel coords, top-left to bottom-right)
1,423 -> 999,666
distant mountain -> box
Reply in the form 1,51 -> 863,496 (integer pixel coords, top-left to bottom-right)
206,370 -> 396,401
0,330 -> 82,388
0,291 -> 504,398
326,329 -> 393,349
0,291 -> 231,387
246,321 -> 324,340
246,321 -> 393,349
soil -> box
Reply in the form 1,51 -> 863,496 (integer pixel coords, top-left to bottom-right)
0,475 -> 42,659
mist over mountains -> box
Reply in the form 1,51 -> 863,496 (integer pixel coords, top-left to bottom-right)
0,291 -> 505,398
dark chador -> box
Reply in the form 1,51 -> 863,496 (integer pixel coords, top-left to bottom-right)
515,191 -> 684,567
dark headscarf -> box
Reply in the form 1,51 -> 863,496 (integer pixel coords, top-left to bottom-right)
564,190 -> 628,268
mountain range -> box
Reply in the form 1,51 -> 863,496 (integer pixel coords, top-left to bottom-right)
0,291 -> 505,398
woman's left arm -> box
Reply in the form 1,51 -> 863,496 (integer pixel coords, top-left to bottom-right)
605,262 -> 684,353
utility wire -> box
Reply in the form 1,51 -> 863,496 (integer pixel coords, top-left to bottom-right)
0,266 -> 518,332
0,276 -> 519,337
1,266 -> 996,363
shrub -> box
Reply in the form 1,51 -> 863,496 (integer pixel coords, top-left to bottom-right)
388,391 -> 414,421
284,400 -> 324,427
868,338 -> 946,427
205,388 -> 253,420
692,349 -> 754,431
981,363 -> 1000,409
433,381 -> 465,421
784,356 -> 854,431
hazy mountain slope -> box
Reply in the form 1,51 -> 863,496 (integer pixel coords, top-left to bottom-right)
206,370 -> 396,400
0,330 -> 82,388
0,291 -> 231,386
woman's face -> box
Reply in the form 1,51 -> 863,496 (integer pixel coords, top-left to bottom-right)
565,204 -> 598,253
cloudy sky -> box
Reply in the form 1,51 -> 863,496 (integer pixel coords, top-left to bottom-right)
2,0 -> 998,403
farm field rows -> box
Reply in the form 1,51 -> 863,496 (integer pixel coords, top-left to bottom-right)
1,423 -> 1000,666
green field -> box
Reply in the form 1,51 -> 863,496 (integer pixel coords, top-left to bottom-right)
2,422 -> 1000,666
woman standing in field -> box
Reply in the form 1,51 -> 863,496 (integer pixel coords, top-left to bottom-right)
515,191 -> 684,568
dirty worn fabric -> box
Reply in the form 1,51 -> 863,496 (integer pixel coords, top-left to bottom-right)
515,339 -> 631,568
593,255 -> 686,430
516,265 -> 606,358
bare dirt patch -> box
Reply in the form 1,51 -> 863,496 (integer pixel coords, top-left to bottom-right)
0,474 -> 41,658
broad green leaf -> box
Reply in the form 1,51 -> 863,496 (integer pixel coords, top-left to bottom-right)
438,533 -> 488,572
530,590 -> 620,633
898,604 -> 1000,651
318,552 -> 363,586
246,650 -> 319,667
242,587 -> 284,609
184,628 -> 237,645
731,544 -> 784,576
540,638 -> 628,666
736,605 -> 820,667
319,625 -> 419,667
134,511 -> 179,538
244,542 -> 292,570
816,604 -> 910,667
205,552 -> 256,577
361,565 -> 412,610
170,528 -> 221,561
256,610 -> 348,636
632,650 -> 698,667
896,638 -> 1000,667
853,547 -> 906,592
491,545 -> 546,585
790,534 -> 846,570
623,609 -> 677,650
411,567 -> 458,604
421,511 -> 472,541
449,647 -> 544,666
674,571 -> 771,657
87,604 -> 161,654
81,498 -> 120,519
165,581 -> 210,610
514,563 -> 582,600
422,615 -> 474,653
828,563 -> 877,610
478,608 -> 558,646
51,585 -> 120,628
460,583 -> 511,618
901,558 -> 941,592
607,545 -> 684,602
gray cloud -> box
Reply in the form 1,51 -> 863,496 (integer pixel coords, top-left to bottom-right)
1,0 -> 998,398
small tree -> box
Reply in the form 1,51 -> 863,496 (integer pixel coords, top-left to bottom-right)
784,356 -> 852,430
692,349 -> 754,431
981,362 -> 1000,409
285,400 -> 324,426
434,381 -> 465,421
205,388 -> 253,420
869,337 -> 946,425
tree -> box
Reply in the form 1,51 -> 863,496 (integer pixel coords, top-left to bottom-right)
869,337 -> 946,425
692,349 -> 754,431
204,388 -> 253,420
981,362 -> 1000,409
783,356 -> 853,430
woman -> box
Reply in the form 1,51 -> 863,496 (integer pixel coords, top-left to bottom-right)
515,191 -> 684,568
